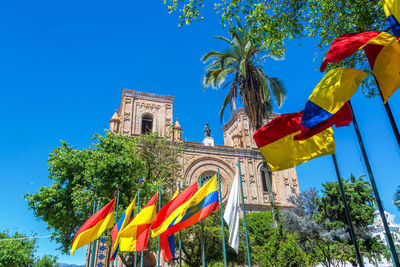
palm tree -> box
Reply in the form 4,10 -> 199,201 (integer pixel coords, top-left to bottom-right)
202,28 -> 286,130
395,186 -> 400,209
202,28 -> 286,206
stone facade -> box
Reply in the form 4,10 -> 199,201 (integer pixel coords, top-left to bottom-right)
86,88 -> 300,267
111,89 -> 300,210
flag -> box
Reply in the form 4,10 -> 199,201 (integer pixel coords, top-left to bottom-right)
159,187 -> 180,262
320,32 -> 400,103
253,112 -> 335,172
70,198 -> 115,255
151,183 -> 198,237
382,0 -> 400,36
119,193 -> 157,252
110,195 -> 137,261
363,36 -> 400,103
223,166 -> 240,253
295,102 -> 353,141
152,176 -> 219,238
294,67 -> 367,140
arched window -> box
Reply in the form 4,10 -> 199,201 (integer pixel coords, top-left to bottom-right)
261,170 -> 269,192
200,170 -> 216,185
141,114 -> 153,134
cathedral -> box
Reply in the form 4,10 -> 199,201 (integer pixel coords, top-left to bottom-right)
86,88 -> 300,266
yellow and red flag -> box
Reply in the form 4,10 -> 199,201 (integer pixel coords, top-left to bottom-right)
70,198 -> 116,255
320,31 -> 400,103
253,112 -> 335,172
118,193 -> 157,252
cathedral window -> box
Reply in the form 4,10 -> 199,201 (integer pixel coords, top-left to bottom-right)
141,114 -> 153,134
261,170 -> 269,192
200,171 -> 216,185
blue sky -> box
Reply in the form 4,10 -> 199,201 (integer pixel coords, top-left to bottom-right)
1,0 -> 400,264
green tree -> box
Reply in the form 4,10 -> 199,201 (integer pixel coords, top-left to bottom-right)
316,175 -> 387,265
202,28 -> 286,130
202,28 -> 286,204
395,186 -> 400,209
35,255 -> 59,267
176,211 -> 308,266
0,230 -> 36,267
165,0 -> 390,96
25,131 -> 181,259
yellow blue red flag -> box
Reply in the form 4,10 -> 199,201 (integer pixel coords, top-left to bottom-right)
295,67 -> 367,139
110,195 -> 137,260
151,176 -> 219,238
382,0 -> 400,36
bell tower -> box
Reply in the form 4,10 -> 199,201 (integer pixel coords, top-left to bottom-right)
110,89 -> 174,136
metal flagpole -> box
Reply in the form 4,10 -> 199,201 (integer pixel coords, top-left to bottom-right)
198,177 -> 206,267
237,161 -> 252,267
90,201 -> 101,267
111,192 -> 120,267
178,182 -> 182,267
134,190 -> 140,267
375,77 -> 400,151
178,181 -> 182,267
87,198 -> 96,267
217,169 -> 228,267
331,154 -> 364,267
350,101 -> 400,266
157,186 -> 161,267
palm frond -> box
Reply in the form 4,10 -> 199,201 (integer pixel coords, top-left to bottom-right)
214,35 -> 234,46
218,88 -> 234,123
267,76 -> 286,107
202,51 -> 224,63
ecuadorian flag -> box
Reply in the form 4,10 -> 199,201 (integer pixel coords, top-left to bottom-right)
110,195 -> 137,260
152,176 -> 219,238
70,198 -> 115,255
295,67 -> 367,140
383,0 -> 400,36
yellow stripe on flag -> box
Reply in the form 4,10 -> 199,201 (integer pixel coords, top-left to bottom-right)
70,212 -> 114,255
260,128 -> 335,172
119,202 -> 157,252
309,67 -> 367,114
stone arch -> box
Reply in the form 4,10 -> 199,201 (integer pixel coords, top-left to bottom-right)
184,156 -> 235,202
140,112 -> 156,134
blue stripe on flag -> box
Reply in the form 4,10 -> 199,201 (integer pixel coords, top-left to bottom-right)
302,101 -> 333,128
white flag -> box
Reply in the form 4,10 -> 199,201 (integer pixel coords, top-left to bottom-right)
223,166 -> 240,253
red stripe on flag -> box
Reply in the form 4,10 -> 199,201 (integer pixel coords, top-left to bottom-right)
151,183 -> 198,230
253,112 -> 303,148
72,198 -> 115,243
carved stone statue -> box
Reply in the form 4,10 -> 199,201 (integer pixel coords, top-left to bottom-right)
204,123 -> 211,137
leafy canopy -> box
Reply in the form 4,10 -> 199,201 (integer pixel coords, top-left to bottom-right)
166,0 -> 390,96
0,230 -> 37,267
202,28 -> 286,129
25,131 -> 181,254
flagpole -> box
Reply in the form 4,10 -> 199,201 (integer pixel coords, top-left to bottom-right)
331,154 -> 364,267
87,198 -> 96,266
350,101 -> 400,266
237,161 -> 252,267
90,201 -> 101,267
157,186 -> 161,267
111,192 -> 120,267
375,77 -> 400,151
217,169 -> 228,267
134,190 -> 140,267
178,181 -> 182,267
198,177 -> 206,267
